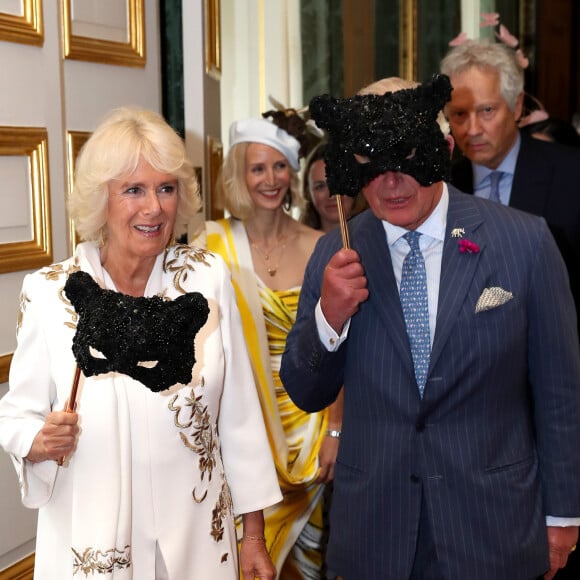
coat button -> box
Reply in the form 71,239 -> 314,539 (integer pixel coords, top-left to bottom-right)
410,474 -> 420,483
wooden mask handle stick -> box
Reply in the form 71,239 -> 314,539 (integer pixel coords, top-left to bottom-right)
336,195 -> 351,249
57,365 -> 81,467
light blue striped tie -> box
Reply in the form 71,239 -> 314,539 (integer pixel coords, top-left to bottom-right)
400,231 -> 430,396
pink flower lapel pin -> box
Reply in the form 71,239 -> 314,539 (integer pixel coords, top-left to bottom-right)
458,239 -> 480,254
451,228 -> 480,254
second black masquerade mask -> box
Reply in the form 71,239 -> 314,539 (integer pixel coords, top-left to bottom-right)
309,74 -> 453,197
65,271 -> 209,392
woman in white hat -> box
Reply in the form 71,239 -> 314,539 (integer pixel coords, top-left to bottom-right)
193,116 -> 342,578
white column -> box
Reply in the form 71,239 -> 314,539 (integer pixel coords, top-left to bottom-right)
220,0 -> 303,148
461,0 -> 481,40
182,0 -> 205,171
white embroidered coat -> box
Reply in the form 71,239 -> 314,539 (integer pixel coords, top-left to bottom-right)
0,242 -> 281,579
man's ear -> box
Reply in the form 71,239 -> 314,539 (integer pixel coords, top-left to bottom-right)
445,134 -> 455,158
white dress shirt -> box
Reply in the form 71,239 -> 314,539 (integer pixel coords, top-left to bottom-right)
473,133 -> 520,205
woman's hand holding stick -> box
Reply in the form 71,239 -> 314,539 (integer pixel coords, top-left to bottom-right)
57,366 -> 81,466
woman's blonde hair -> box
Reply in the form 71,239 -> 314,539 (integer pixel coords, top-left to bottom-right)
215,142 -> 302,220
68,106 -> 201,244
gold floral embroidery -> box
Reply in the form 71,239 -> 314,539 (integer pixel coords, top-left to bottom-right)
41,260 -> 80,282
211,480 -> 233,542
41,263 -> 67,282
37,260 -> 82,331
164,244 -> 213,294
17,261 -> 81,334
192,488 -> 209,504
60,283 -> 79,331
16,292 -> 30,334
163,246 -> 233,549
168,384 -> 217,483
72,545 -> 131,575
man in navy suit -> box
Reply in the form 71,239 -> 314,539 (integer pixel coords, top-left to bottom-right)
440,40 -> 580,334
280,75 -> 580,579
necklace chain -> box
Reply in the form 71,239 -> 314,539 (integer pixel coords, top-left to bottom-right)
250,237 -> 288,277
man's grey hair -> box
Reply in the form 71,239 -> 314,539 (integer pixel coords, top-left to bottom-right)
440,40 -> 524,112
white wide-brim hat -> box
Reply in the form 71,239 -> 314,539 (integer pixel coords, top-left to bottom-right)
229,118 -> 300,171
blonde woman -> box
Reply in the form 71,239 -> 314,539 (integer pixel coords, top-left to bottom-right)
0,107 -> 280,580
195,117 -> 342,578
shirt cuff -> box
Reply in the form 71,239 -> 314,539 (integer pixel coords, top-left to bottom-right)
315,300 -> 350,352
546,516 -> 580,527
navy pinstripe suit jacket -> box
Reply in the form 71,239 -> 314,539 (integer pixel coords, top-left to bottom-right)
280,187 -> 580,580
451,132 -> 580,332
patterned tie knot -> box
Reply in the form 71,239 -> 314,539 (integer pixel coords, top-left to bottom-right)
404,230 -> 421,252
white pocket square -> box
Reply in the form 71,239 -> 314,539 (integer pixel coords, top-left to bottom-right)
475,287 -> 513,313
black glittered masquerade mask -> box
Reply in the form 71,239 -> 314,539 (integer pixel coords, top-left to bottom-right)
309,74 -> 453,197
65,271 -> 210,392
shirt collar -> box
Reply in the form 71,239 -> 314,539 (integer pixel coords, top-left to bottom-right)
473,132 -> 521,187
384,183 -> 449,247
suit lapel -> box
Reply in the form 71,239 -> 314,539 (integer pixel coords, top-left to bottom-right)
355,212 -> 415,380
429,190 -> 484,373
510,134 -> 552,215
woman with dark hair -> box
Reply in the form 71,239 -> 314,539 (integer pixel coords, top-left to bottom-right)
302,142 -> 367,232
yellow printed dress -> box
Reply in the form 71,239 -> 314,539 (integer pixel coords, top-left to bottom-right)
201,218 -> 328,579
258,280 -> 325,578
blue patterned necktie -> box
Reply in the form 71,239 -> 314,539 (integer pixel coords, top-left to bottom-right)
400,231 -> 430,396
488,171 -> 503,203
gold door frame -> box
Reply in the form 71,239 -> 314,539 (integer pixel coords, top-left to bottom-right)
399,0 -> 418,81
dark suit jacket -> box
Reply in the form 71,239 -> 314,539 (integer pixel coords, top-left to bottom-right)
450,132 -> 580,329
280,189 -> 580,580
